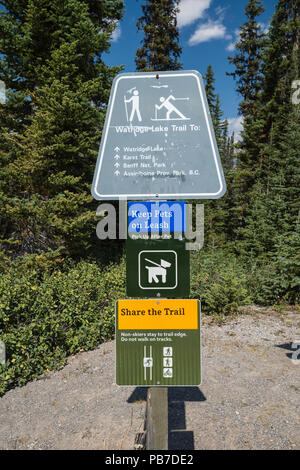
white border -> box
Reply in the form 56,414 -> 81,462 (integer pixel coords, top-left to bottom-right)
93,72 -> 225,199
138,250 -> 178,290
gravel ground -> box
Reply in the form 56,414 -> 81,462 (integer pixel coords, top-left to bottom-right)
0,307 -> 299,450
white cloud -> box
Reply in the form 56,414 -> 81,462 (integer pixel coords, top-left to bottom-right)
226,41 -> 236,52
226,29 -> 240,52
177,0 -> 212,28
179,1 -> 228,46
188,19 -> 227,45
258,22 -> 270,34
228,117 -> 244,142
111,22 -> 121,42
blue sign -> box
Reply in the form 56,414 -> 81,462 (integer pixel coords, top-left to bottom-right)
128,201 -> 186,233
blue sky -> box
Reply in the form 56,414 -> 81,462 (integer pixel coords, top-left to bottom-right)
104,0 -> 277,139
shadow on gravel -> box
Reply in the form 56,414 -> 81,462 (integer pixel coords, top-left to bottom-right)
276,342 -> 299,361
168,387 -> 206,450
127,387 -> 148,403
127,387 -> 206,450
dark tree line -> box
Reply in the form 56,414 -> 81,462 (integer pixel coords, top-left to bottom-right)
0,0 -> 299,302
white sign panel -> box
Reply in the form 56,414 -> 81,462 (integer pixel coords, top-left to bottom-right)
91,70 -> 226,200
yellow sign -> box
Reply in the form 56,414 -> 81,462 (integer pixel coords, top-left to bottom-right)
117,299 -> 198,330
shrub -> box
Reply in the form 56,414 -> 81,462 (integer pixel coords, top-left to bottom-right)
190,249 -> 251,315
0,256 -> 126,395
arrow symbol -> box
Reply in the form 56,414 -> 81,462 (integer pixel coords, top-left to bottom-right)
114,162 -> 120,168
114,154 -> 120,160
114,170 -> 120,176
114,147 -> 120,152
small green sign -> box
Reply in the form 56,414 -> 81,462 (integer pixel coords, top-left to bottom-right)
126,238 -> 190,298
116,299 -> 201,387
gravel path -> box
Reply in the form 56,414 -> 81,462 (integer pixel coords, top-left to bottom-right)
0,307 -> 299,450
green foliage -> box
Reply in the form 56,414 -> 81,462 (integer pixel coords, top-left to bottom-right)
203,65 -> 235,249
0,0 -> 124,259
227,0 -> 266,117
204,65 -> 217,112
191,250 -> 251,316
1,243 -> 298,396
135,0 -> 182,71
0,256 -> 126,395
0,0 -> 299,398
246,229 -> 300,306
191,246 -> 299,315
260,0 -> 300,141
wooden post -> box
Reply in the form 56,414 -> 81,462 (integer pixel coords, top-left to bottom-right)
146,387 -> 168,450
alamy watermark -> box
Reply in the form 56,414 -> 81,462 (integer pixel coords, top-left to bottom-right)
0,341 -> 5,366
0,80 -> 6,104
291,341 -> 300,366
291,80 -> 300,105
96,199 -> 204,251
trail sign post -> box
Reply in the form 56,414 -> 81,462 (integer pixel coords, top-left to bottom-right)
91,69 -> 227,450
91,70 -> 226,200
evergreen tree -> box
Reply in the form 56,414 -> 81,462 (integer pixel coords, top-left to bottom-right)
204,66 -> 224,148
204,65 -> 217,112
135,0 -> 182,71
0,0 -> 124,259
213,94 -> 224,148
227,0 -> 266,117
221,121 -> 235,173
238,108 -> 300,262
260,0 -> 300,142
203,65 -> 234,247
226,0 -> 267,193
237,0 -> 300,258
226,0 -> 267,246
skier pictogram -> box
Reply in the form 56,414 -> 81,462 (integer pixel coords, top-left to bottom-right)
152,95 -> 190,121
144,346 -> 153,381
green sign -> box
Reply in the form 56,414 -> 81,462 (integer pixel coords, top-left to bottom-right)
116,299 -> 201,386
126,238 -> 190,298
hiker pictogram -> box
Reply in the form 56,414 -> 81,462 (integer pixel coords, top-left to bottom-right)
124,88 -> 142,122
163,347 -> 173,357
163,358 -> 173,367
